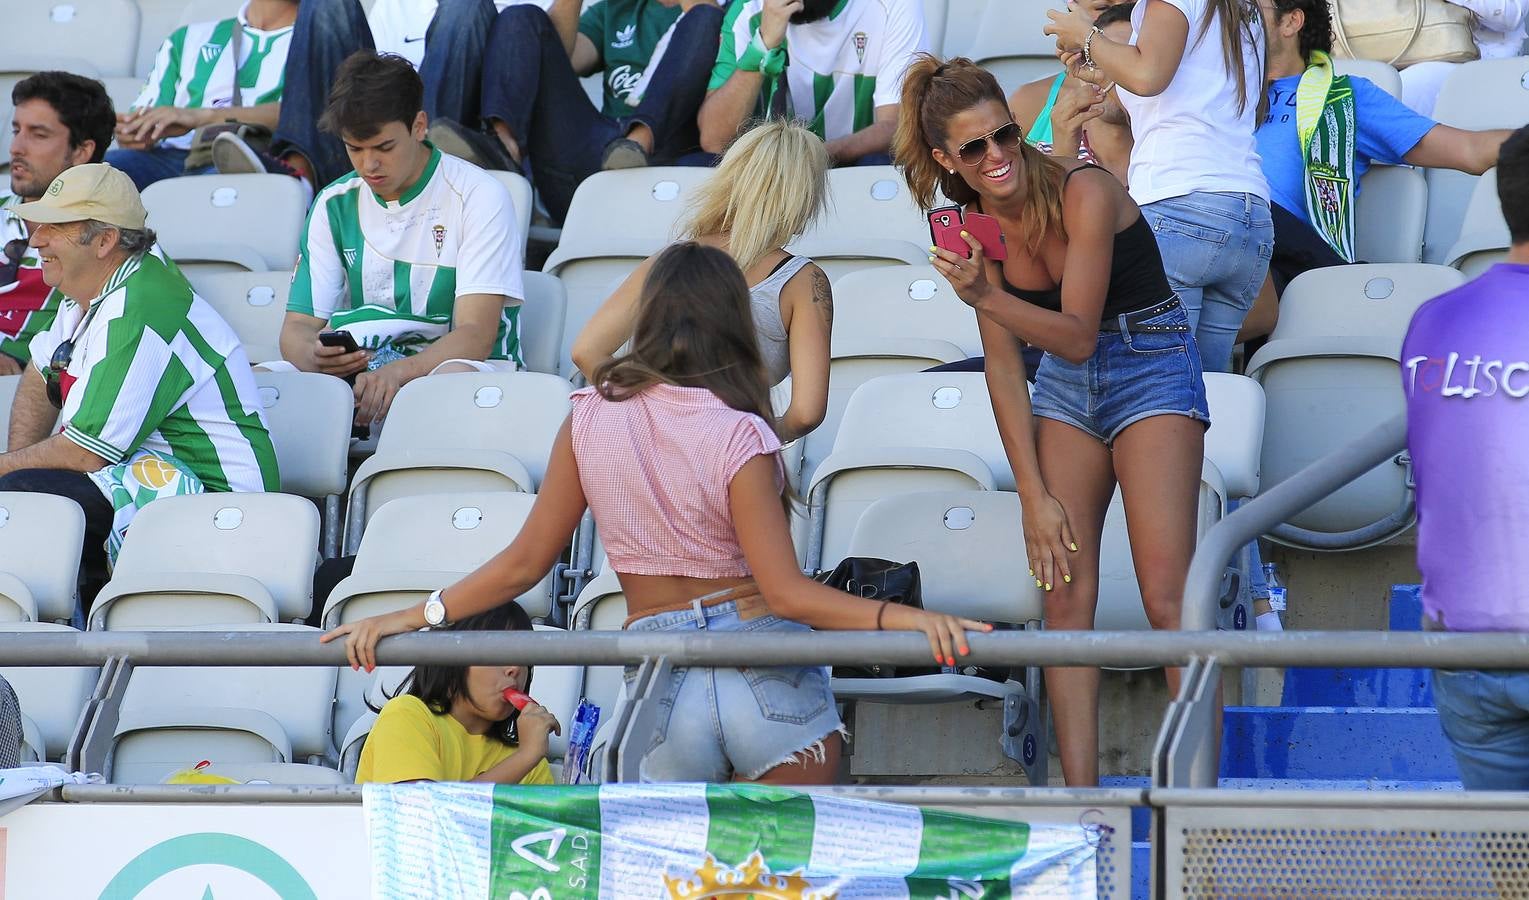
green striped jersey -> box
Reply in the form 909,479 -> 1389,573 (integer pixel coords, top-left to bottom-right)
710,0 -> 926,142
27,253 -> 280,494
0,191 -> 65,363
289,144 -> 527,365
132,2 -> 294,151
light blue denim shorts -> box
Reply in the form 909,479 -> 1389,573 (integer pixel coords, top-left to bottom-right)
1030,301 -> 1211,445
623,594 -> 843,782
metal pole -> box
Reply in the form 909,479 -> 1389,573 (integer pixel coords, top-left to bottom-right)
5,629 -> 1529,669
1181,412 -> 1409,631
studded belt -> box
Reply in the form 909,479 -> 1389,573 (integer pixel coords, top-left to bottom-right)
1098,297 -> 1187,334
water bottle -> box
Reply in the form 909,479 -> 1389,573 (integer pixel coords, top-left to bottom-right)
1256,562 -> 1286,631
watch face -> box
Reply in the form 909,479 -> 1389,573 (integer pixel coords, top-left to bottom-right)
425,596 -> 446,626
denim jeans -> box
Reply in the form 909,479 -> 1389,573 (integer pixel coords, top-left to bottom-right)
1432,667 -> 1529,790
271,0 -> 496,187
1141,191 -> 1273,374
103,146 -> 208,190
1030,301 -> 1210,444
481,3 -> 722,223
624,592 -> 842,782
0,468 -> 113,620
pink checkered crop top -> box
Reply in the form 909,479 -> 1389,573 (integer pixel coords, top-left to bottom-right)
569,383 -> 785,578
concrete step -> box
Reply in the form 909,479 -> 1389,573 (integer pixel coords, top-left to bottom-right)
1131,841 -> 1149,900
1279,666 -> 1434,708
1279,585 -> 1434,708
1217,777 -> 1462,790
1221,706 -> 1459,780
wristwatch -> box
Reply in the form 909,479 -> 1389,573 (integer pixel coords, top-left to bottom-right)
423,589 -> 449,628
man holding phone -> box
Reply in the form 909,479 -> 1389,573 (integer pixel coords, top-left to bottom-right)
269,52 -> 525,427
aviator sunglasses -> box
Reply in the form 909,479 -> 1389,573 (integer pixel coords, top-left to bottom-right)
956,121 -> 1023,166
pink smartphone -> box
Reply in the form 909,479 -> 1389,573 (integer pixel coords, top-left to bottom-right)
928,206 -> 967,256
927,207 -> 1008,261
962,212 -> 1008,261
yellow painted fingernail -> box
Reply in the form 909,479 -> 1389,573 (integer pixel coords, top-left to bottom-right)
1069,542 -> 1079,552
1028,568 -> 1034,577
929,246 -> 938,253
960,230 -> 970,237
1045,583 -> 1053,591
1036,579 -> 1043,588
1064,574 -> 1072,584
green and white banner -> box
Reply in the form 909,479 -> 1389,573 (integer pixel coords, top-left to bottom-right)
364,783 -> 1099,899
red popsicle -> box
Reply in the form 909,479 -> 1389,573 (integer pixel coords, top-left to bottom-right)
503,687 -> 533,710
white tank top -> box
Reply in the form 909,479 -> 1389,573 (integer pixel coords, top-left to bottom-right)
750,255 -> 813,385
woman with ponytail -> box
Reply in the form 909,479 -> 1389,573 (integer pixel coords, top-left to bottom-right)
895,55 -> 1206,787
1045,0 -> 1272,373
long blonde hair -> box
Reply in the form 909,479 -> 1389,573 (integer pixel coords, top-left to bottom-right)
893,54 -> 1067,254
681,119 -> 830,273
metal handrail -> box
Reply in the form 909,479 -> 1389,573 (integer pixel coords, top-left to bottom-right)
1181,411 -> 1410,631
4,628 -> 1528,668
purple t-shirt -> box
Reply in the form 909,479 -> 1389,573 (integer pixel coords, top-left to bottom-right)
1403,263 -> 1529,632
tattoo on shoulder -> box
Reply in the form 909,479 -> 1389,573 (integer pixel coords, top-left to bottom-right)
810,266 -> 833,325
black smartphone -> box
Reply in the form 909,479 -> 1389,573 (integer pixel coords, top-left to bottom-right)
318,330 -> 361,354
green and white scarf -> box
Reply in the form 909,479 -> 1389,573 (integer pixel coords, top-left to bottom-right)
1296,50 -> 1359,263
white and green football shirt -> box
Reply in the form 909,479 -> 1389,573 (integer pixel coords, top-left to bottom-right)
710,0 -> 926,142
133,1 -> 295,151
289,144 -> 527,365
27,252 -> 281,494
0,191 -> 65,364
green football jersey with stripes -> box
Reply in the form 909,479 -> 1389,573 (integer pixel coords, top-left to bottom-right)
133,3 -> 294,151
288,145 -> 527,365
27,252 -> 280,494
710,0 -> 926,142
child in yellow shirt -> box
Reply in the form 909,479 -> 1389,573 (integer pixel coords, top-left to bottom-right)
356,604 -> 560,785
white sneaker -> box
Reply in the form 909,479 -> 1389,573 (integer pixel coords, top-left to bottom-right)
211,132 -> 264,175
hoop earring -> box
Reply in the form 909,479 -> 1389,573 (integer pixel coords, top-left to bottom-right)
947,168 -> 955,174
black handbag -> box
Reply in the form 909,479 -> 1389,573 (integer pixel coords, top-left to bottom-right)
815,557 -> 934,678
816,557 -> 1012,685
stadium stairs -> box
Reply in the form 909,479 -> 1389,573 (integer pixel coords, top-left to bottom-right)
1100,585 -> 1458,898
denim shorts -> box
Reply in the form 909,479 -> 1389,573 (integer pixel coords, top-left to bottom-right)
1030,301 -> 1211,444
623,595 -> 843,782
1432,668 -> 1529,790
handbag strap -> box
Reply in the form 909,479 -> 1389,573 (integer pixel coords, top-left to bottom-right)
1330,0 -> 1428,66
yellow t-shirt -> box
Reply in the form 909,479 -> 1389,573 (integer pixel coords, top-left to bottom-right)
356,694 -> 555,785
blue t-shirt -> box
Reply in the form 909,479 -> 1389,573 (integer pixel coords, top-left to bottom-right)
1257,74 -> 1436,227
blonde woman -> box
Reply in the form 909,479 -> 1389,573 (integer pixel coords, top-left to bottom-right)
571,119 -> 833,441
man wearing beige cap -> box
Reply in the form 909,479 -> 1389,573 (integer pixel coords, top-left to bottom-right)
0,164 -> 279,617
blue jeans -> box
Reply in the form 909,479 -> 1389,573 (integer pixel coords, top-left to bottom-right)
271,0 -> 496,187
1433,668 -> 1529,790
1142,191 -> 1273,374
104,146 -> 208,190
624,591 -> 843,782
481,3 -> 722,223
1030,301 -> 1211,444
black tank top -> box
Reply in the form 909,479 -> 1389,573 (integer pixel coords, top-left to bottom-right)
1000,165 -> 1174,322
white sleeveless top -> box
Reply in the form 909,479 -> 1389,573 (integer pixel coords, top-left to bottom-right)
750,255 -> 813,385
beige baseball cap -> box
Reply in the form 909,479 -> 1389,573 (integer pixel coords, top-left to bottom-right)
13,163 -> 147,230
